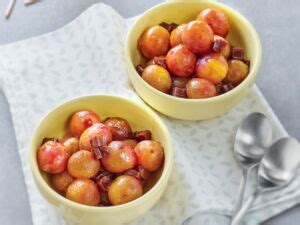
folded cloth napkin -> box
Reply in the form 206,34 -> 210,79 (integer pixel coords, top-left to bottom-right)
0,3 -> 298,225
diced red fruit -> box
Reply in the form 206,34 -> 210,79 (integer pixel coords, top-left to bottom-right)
166,44 -> 197,77
170,24 -> 186,47
79,123 -> 112,151
108,175 -> 143,206
225,59 -> 249,84
134,130 -> 152,142
69,111 -> 101,137
66,178 -> 101,206
142,65 -> 172,93
101,141 -> 138,173
97,175 -> 112,192
104,117 -> 133,141
138,25 -> 170,59
231,47 -> 245,60
197,8 -> 230,37
195,53 -> 228,84
172,77 -> 190,88
62,137 -> 79,156
125,165 -> 150,181
100,191 -> 111,206
51,171 -> 74,193
159,22 -> 178,33
67,150 -> 101,178
186,78 -> 217,99
172,87 -> 187,98
135,64 -> 144,75
37,141 -> 69,174
134,140 -> 164,172
213,35 -> 231,58
181,20 -> 214,54
153,56 -> 167,69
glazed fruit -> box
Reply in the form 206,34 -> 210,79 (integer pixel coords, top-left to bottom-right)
166,44 -> 197,77
138,25 -> 170,58
195,53 -> 228,84
170,24 -> 186,47
197,8 -> 230,37
69,111 -> 101,137
104,117 -> 133,140
142,65 -> 172,93
213,35 -> 231,58
37,141 -> 69,174
67,150 -> 101,178
51,171 -> 74,193
101,141 -> 137,173
134,140 -> 164,172
108,175 -> 143,205
226,59 -> 249,84
66,178 -> 100,206
186,78 -> 217,99
181,20 -> 214,54
79,123 -> 112,151
62,137 -> 79,156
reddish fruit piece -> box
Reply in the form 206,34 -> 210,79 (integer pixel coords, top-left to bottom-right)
134,130 -> 152,142
66,178 -> 100,206
62,137 -> 79,156
172,77 -> 190,88
79,123 -> 112,151
69,111 -> 101,137
101,141 -> 138,173
134,140 -> 164,172
181,20 -> 214,54
213,35 -> 231,58
104,117 -> 133,141
226,59 -> 249,84
171,87 -> 187,98
138,25 -> 170,59
108,175 -> 143,205
37,141 -> 69,174
170,24 -> 186,47
142,65 -> 172,93
197,8 -> 230,37
166,44 -> 197,77
231,47 -> 245,60
67,150 -> 101,178
123,139 -> 138,148
186,78 -> 217,99
51,171 -> 74,193
195,53 -> 228,84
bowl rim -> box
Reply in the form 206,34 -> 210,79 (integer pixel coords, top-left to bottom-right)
29,94 -> 174,212
125,0 -> 262,103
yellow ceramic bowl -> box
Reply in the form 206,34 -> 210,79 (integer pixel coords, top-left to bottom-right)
29,95 -> 173,225
125,0 -> 262,120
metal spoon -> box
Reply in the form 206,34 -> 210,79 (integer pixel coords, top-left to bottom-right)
231,137 -> 300,225
232,112 -> 272,217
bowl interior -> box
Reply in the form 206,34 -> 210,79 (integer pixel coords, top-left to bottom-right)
127,1 -> 260,82
31,95 -> 172,204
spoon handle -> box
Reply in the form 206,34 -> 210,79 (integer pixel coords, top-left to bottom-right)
230,189 -> 261,225
232,168 -> 248,217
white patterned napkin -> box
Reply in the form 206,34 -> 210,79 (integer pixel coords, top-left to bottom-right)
0,3 -> 299,225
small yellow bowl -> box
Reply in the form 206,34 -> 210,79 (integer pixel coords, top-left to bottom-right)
125,0 -> 262,120
29,95 -> 173,225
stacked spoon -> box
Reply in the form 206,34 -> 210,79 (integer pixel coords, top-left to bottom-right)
230,113 -> 300,225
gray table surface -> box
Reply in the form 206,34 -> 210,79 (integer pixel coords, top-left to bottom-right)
0,0 -> 299,225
